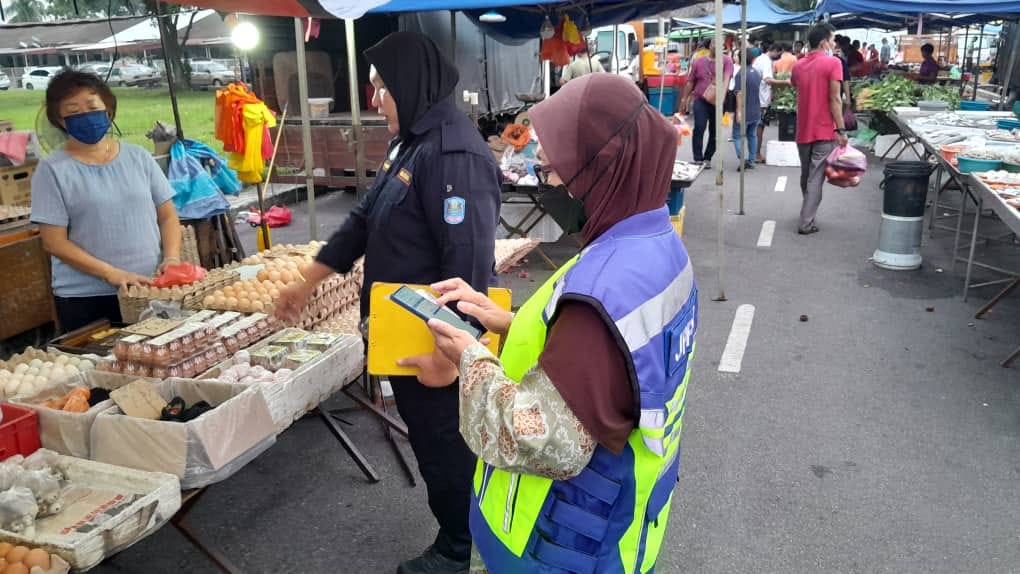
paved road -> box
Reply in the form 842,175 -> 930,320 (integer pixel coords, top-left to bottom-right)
96,130 -> 1020,574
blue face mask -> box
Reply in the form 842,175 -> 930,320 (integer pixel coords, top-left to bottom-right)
64,110 -> 110,144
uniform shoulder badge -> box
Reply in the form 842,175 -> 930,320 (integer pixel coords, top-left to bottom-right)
444,196 -> 466,225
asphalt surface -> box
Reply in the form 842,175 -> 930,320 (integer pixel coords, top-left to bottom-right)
94,128 -> 1020,574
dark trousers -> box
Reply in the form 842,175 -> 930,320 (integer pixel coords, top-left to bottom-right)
692,98 -> 719,162
53,295 -> 122,334
389,375 -> 475,562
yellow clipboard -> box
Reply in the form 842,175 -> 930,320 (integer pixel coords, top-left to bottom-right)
367,282 -> 511,376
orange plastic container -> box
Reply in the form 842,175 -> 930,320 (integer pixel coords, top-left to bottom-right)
0,403 -> 41,461
940,144 -> 969,166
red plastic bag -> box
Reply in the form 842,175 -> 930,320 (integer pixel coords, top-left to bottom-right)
540,37 -> 570,67
150,262 -> 207,288
826,145 -> 867,172
248,205 -> 293,228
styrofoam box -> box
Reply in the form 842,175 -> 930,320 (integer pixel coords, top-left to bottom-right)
766,141 -> 801,167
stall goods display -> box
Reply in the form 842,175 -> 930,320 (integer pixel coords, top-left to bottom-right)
215,351 -> 293,385
312,308 -> 361,337
494,239 -> 541,274
985,129 -> 1020,143
910,113 -> 1003,130
98,313 -> 277,378
855,76 -> 916,112
977,170 -> 1020,185
34,388 -> 98,414
671,161 -> 703,183
0,206 -> 30,223
0,450 -> 70,536
118,268 -> 240,322
0,542 -> 67,574
920,85 -> 961,111
0,352 -> 94,402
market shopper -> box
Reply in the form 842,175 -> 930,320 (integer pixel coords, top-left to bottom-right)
560,42 -> 604,85
30,70 -> 181,332
681,38 -> 733,165
791,23 -> 848,235
917,43 -> 940,84
399,73 -> 698,574
274,32 -> 500,574
752,43 -> 779,162
734,51 -> 764,171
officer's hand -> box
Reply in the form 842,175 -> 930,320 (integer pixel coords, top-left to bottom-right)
397,347 -> 459,388
274,282 -> 315,324
432,278 -> 514,336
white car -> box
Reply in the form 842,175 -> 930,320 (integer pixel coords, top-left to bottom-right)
21,67 -> 65,91
0,71 -> 10,90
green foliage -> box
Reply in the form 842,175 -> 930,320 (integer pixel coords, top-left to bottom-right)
770,72 -> 797,112
6,0 -> 46,22
921,85 -> 961,111
855,74 -> 917,112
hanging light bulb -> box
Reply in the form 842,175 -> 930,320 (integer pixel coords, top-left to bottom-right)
540,15 -> 555,40
479,10 -> 506,23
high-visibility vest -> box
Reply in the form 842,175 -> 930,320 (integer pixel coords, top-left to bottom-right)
471,205 -> 698,573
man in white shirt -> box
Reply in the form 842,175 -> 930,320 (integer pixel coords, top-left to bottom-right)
752,43 -> 779,163
560,43 -> 605,85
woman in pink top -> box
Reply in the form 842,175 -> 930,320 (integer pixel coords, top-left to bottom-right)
680,38 -> 733,165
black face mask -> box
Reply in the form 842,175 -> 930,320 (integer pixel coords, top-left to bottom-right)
538,183 -> 587,234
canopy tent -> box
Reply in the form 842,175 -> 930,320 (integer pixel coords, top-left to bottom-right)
680,0 -> 811,28
816,0 -> 1014,29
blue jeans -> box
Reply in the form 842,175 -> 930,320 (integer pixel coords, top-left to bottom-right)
692,98 -> 717,162
733,120 -> 760,163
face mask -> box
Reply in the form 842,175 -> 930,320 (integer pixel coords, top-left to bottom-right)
64,110 -> 110,144
538,183 -> 587,234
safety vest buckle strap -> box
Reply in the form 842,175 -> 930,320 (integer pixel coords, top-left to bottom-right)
532,536 -> 598,574
568,467 -> 622,505
547,498 -> 611,542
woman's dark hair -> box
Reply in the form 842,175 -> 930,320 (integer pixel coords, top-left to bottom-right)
808,23 -> 836,49
45,70 -> 117,133
921,43 -> 935,57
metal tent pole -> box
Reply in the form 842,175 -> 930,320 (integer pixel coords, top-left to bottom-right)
713,0 -> 727,302
345,18 -> 367,199
294,17 -> 317,240
738,0 -> 747,216
155,1 -> 184,139
1002,20 -> 1020,108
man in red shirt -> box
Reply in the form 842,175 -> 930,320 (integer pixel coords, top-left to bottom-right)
791,23 -> 848,235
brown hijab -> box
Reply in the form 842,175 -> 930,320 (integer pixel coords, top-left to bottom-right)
531,75 -> 678,453
529,73 -> 677,245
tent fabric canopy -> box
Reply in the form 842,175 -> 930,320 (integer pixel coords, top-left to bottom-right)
816,0 -> 1013,30
681,0 -> 812,28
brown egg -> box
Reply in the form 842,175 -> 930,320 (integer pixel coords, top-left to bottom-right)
225,297 -> 238,309
252,301 -> 265,312
0,559 -> 7,571
203,295 -> 216,308
280,270 -> 294,284
22,549 -> 48,570
268,270 -> 281,282
0,544 -> 11,558
6,546 -> 28,564
256,269 -> 270,282
5,562 -> 29,574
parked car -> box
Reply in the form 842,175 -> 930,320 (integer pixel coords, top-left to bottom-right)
0,71 -> 10,90
76,62 -> 112,77
21,67 -> 65,90
108,65 -> 160,87
189,61 -> 236,89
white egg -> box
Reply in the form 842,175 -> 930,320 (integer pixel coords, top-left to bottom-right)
25,367 -> 39,377
34,375 -> 48,385
55,355 -> 69,365
79,361 -> 95,372
69,357 -> 82,367
13,364 -> 28,374
28,359 -> 43,369
16,381 -> 36,397
3,379 -> 18,396
0,369 -> 10,378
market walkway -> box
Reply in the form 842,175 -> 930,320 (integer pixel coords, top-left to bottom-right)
96,131 -> 1020,573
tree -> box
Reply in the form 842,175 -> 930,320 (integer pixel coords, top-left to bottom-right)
142,0 -> 199,90
6,0 -> 46,22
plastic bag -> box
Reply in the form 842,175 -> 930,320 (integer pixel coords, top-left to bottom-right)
247,205 -> 292,228
169,141 -> 231,220
844,108 -> 859,132
150,262 -> 207,288
0,486 -> 38,534
540,37 -> 570,67
10,469 -> 63,517
826,145 -> 868,173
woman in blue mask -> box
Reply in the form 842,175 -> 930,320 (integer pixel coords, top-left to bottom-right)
30,70 -> 181,332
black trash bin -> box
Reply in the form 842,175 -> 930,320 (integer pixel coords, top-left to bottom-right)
777,112 -> 797,142
873,161 -> 936,270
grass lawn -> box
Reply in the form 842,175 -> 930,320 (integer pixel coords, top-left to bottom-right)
0,87 -> 221,153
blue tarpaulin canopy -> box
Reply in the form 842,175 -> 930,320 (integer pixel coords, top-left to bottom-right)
680,0 -> 812,28
816,0 -> 1013,30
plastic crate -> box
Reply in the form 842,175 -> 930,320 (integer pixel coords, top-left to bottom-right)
0,403 -> 41,460
0,161 -> 36,207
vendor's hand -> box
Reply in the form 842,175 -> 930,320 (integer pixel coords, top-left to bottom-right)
836,132 -> 849,147
105,267 -> 150,290
274,281 -> 315,324
426,318 -> 479,367
156,257 -> 181,275
397,348 -> 459,388
432,278 -> 513,335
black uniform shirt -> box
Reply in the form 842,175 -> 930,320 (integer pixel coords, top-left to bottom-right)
317,97 -> 501,318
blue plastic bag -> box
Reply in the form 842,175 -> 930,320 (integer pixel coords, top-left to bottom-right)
169,141 -> 230,220
183,139 -> 242,196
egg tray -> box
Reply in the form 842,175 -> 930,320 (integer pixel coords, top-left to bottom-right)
119,270 -> 240,324
494,238 -> 541,273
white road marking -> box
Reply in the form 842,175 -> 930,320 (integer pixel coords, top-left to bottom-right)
774,176 -> 787,192
757,220 -> 776,248
718,304 -> 756,374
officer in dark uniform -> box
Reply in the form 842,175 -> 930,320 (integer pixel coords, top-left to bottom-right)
275,32 -> 500,574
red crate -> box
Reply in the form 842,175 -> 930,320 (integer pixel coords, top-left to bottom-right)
0,403 -> 41,460
647,74 -> 685,89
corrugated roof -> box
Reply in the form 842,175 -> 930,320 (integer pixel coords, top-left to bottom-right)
0,16 -> 147,50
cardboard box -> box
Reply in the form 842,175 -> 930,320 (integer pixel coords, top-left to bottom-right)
15,372 -> 160,459
90,379 -> 276,489
766,141 -> 801,167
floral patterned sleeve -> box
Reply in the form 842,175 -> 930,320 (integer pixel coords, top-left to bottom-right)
458,342 -> 596,482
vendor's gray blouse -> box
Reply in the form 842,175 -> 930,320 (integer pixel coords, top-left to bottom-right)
30,142 -> 175,298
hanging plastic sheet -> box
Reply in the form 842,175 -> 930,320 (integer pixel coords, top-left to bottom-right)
168,141 -> 230,220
